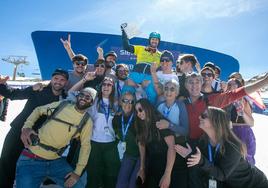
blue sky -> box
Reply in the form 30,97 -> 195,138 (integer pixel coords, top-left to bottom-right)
1,0 -> 268,79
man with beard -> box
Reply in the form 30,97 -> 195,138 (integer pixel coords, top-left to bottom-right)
104,50 -> 117,76
0,69 -> 68,188
121,24 -> 162,104
114,63 -> 129,99
16,87 -> 97,188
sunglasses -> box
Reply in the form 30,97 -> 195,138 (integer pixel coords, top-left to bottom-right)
95,64 -> 105,68
161,58 -> 171,63
177,60 -> 184,65
122,99 -> 134,104
102,82 -> 113,87
78,92 -> 92,101
201,72 -> 213,77
136,107 -> 144,113
117,69 -> 128,74
201,112 -> 209,119
164,87 -> 176,92
75,61 -> 87,66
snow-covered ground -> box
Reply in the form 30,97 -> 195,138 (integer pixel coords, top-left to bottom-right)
1,100 -> 268,179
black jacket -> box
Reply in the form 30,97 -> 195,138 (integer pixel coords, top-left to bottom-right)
0,83 -> 66,130
198,140 -> 268,188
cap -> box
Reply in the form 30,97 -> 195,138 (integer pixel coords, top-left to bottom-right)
104,51 -> 117,59
72,54 -> 88,65
80,87 -> 97,101
204,62 -> 215,70
160,50 -> 174,63
52,68 -> 69,80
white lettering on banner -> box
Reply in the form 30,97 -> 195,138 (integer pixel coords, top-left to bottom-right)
120,49 -> 134,56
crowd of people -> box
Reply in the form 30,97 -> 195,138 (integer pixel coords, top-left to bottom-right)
0,25 -> 268,188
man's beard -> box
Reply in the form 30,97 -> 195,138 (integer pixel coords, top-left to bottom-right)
118,74 -> 128,81
76,99 -> 91,110
105,61 -> 115,68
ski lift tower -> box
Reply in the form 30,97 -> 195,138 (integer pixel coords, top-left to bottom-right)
2,55 -> 29,80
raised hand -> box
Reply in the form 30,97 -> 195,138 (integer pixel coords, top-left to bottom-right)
60,34 -> 71,50
0,76 -> 9,84
150,62 -> 157,74
120,23 -> 127,31
97,46 -> 103,55
83,72 -> 96,81
97,46 -> 104,60
32,83 -> 44,91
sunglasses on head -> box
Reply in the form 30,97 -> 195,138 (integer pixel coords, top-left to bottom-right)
95,64 -> 105,68
164,86 -> 176,92
102,82 -> 113,87
78,92 -> 92,101
201,112 -> 209,119
75,61 -> 87,66
201,72 -> 213,77
122,98 -> 134,104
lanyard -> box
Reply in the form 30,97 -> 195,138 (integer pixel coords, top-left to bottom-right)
121,113 -> 134,141
101,99 -> 110,124
117,81 -> 122,98
208,143 -> 220,164
163,102 -> 175,118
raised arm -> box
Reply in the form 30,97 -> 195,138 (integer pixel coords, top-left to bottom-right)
150,63 -> 163,95
121,24 -> 135,53
97,47 -> 105,60
0,83 -> 34,100
60,34 -> 76,60
68,72 -> 96,92
244,72 -> 268,95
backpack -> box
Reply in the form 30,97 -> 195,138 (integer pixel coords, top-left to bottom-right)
37,100 -> 90,156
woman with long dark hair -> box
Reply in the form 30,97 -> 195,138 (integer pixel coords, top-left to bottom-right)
175,106 -> 268,188
86,77 -> 120,188
134,98 -> 176,188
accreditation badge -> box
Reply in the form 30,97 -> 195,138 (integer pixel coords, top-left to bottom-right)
117,141 -> 126,160
104,126 -> 110,136
209,178 -> 217,188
